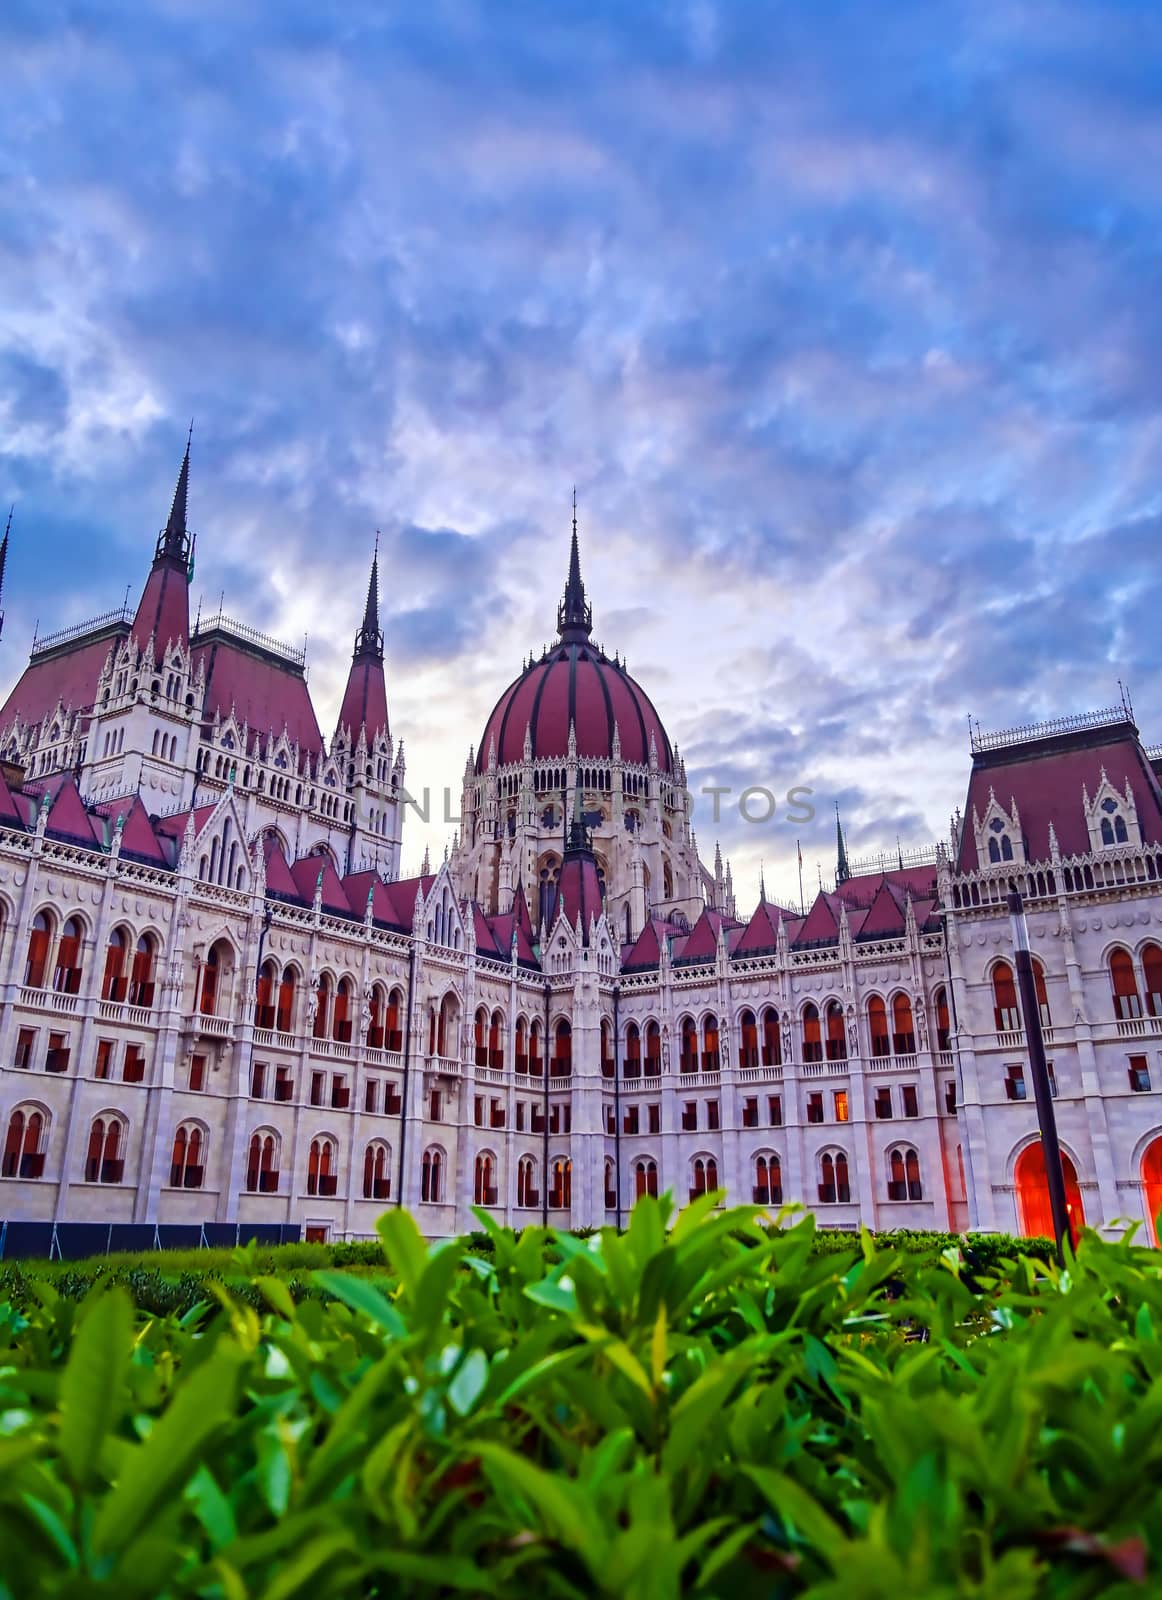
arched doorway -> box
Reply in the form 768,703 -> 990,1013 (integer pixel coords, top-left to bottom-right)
1015,1142 -> 1084,1247
1142,1137 -> 1162,1247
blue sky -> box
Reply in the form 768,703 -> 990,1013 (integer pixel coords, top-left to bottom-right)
2,1 -> 1161,907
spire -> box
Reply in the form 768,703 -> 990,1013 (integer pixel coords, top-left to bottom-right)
0,504 -> 11,644
759,861 -> 767,903
556,487 -> 593,641
155,424 -> 192,567
353,534 -> 384,662
835,803 -> 850,885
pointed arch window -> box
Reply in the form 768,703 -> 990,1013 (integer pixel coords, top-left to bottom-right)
1110,949 -> 1141,1021
761,1007 -> 781,1067
802,1004 -> 823,1064
246,1131 -> 279,1192
891,994 -> 915,1055
3,1106 -> 46,1178
170,1123 -> 204,1188
85,1116 -> 124,1184
363,1141 -> 390,1200
754,1153 -> 781,1205
276,968 -> 297,1034
825,1002 -> 847,1061
690,1155 -> 719,1201
129,934 -> 156,1008
24,910 -> 52,990
992,961 -> 1021,1032
517,1154 -> 538,1207
679,1016 -> 697,1074
474,1152 -> 498,1206
738,1009 -> 758,1070
102,928 -> 129,1002
634,1158 -> 658,1200
421,1147 -> 443,1203
308,1136 -> 337,1196
53,916 -> 84,994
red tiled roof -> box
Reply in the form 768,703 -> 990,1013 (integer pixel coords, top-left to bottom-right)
958,723 -> 1162,868
131,561 -> 188,657
0,631 -> 123,733
734,899 -> 785,956
265,838 -> 304,901
837,862 -> 938,907
674,906 -> 732,963
379,873 -> 436,929
341,869 -> 394,922
155,803 -> 218,840
336,658 -> 389,745
855,879 -> 908,940
290,853 -> 352,916
623,919 -> 663,970
477,641 -> 673,772
793,891 -> 842,947
194,638 -> 323,758
0,766 -> 26,830
93,796 -> 170,866
553,853 -> 604,937
45,778 -> 100,848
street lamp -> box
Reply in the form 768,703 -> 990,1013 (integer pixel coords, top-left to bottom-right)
1007,889 -> 1071,1264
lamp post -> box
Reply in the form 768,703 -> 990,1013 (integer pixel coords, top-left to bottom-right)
1007,890 -> 1071,1264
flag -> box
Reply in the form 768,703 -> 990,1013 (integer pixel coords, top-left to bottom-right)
797,839 -> 803,869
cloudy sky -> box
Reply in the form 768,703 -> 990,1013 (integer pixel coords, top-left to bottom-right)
2,1 -> 1161,909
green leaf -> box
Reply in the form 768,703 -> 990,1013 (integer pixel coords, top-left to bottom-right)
312,1271 -> 407,1338
92,1344 -> 243,1558
474,1441 -> 608,1568
447,1348 -> 489,1416
744,1465 -> 849,1564
58,1287 -> 132,1486
376,1209 -> 428,1294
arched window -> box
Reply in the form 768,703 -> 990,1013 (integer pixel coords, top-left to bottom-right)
246,1131 -> 279,1192
170,1123 -> 204,1188
645,1021 -> 662,1077
761,1007 -> 781,1067
600,1018 -> 614,1079
690,1156 -> 719,1200
255,959 -> 277,1030
1141,1137 -> 1162,1247
85,1115 -> 124,1184
702,1016 -> 720,1071
421,1147 -> 443,1203
818,1151 -> 850,1204
3,1106 -> 46,1178
679,1016 -> 697,1074
529,1019 -> 543,1077
1015,1143 -> 1083,1247
490,1010 -> 504,1070
1143,945 -> 1162,1018
552,1019 -> 571,1078
754,1152 -> 781,1205
474,1152 -> 497,1205
307,1136 -> 337,1196
549,1157 -> 572,1209
738,1009 -> 758,1070
624,1022 -> 642,1078
1110,949 -> 1141,1021
128,934 -> 156,1009
934,986 -> 951,1052
892,994 -> 915,1055
905,1147 -> 921,1199
517,1154 -> 538,1207
992,961 -> 1021,1032
367,986 -> 385,1050
53,916 -> 84,994
867,996 -> 889,1057
333,979 -> 353,1043
363,1141 -> 391,1200
386,987 -> 403,1052
634,1158 -> 658,1200
802,1004 -> 822,1064
887,1147 -> 907,1200
276,968 -> 297,1034
474,1007 -> 488,1067
314,975 -> 333,1039
25,910 -> 53,989
200,943 -> 221,1016
825,1001 -> 846,1061
101,928 -> 129,1002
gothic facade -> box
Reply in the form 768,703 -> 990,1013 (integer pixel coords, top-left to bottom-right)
1,451 -> 1161,1244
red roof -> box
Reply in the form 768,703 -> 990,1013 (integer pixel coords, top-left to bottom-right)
44,778 -> 100,848
131,560 -> 188,657
0,766 -> 26,830
264,838 -> 304,901
553,851 -> 604,937
336,657 -> 389,745
856,879 -> 908,940
958,722 -> 1162,868
674,906 -> 733,963
290,854 -> 352,916
194,637 -> 323,758
477,641 -> 673,772
94,796 -> 170,865
837,862 -> 938,906
379,873 -> 436,929
793,891 -> 842,947
0,630 -> 122,733
155,803 -> 218,840
734,899 -> 785,956
622,918 -> 664,971
342,869 -> 395,922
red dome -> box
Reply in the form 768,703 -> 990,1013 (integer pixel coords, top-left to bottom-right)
478,640 -> 674,773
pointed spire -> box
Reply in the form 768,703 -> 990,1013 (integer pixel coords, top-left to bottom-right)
156,425 -> 192,566
0,504 -> 11,644
759,860 -> 767,903
353,534 -> 384,662
556,487 -> 593,641
835,803 -> 850,885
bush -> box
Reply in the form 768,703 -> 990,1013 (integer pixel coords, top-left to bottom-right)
0,1199 -> 1157,1596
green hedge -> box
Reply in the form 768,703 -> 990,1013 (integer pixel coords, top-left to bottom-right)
0,1226 -> 1055,1316
0,1199 -> 1157,1596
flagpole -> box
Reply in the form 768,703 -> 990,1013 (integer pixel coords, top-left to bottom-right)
797,839 -> 804,917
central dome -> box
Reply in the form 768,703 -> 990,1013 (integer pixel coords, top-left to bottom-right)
476,510 -> 674,774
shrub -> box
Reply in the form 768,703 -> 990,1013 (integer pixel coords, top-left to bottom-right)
0,1199 -> 1157,1596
